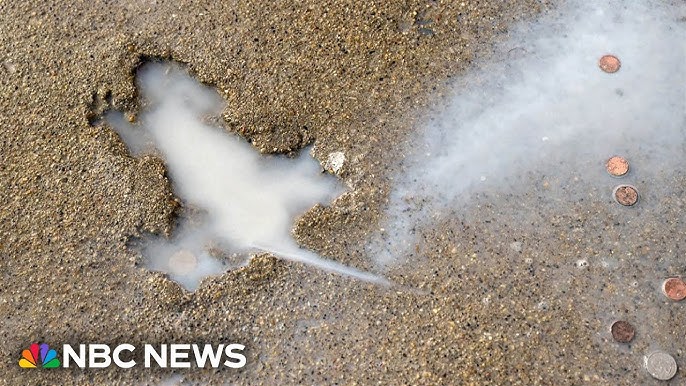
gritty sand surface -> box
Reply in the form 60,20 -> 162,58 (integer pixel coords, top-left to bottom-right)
1,0 -> 685,385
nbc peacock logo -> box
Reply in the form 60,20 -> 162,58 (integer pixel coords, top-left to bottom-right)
19,343 -> 61,369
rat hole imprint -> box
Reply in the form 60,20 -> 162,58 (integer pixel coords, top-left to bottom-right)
106,62 -> 388,290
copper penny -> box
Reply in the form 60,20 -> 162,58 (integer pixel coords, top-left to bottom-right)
611,320 -> 635,343
605,156 -> 629,177
599,55 -> 621,73
662,277 -> 686,301
613,185 -> 638,206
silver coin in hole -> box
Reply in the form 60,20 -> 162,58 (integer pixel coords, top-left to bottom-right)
644,351 -> 677,381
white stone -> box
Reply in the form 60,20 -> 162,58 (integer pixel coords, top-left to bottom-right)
325,151 -> 346,173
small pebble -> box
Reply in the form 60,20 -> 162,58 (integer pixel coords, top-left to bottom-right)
325,152 -> 346,173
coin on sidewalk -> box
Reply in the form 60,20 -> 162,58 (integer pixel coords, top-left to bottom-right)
605,156 -> 629,177
599,55 -> 621,73
168,249 -> 198,275
613,185 -> 639,206
644,351 -> 678,381
611,320 -> 635,343
662,277 -> 686,301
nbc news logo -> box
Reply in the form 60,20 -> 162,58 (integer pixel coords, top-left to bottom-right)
19,342 -> 246,369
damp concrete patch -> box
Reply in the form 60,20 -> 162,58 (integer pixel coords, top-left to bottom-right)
108,62 -> 388,290
370,0 -> 686,266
